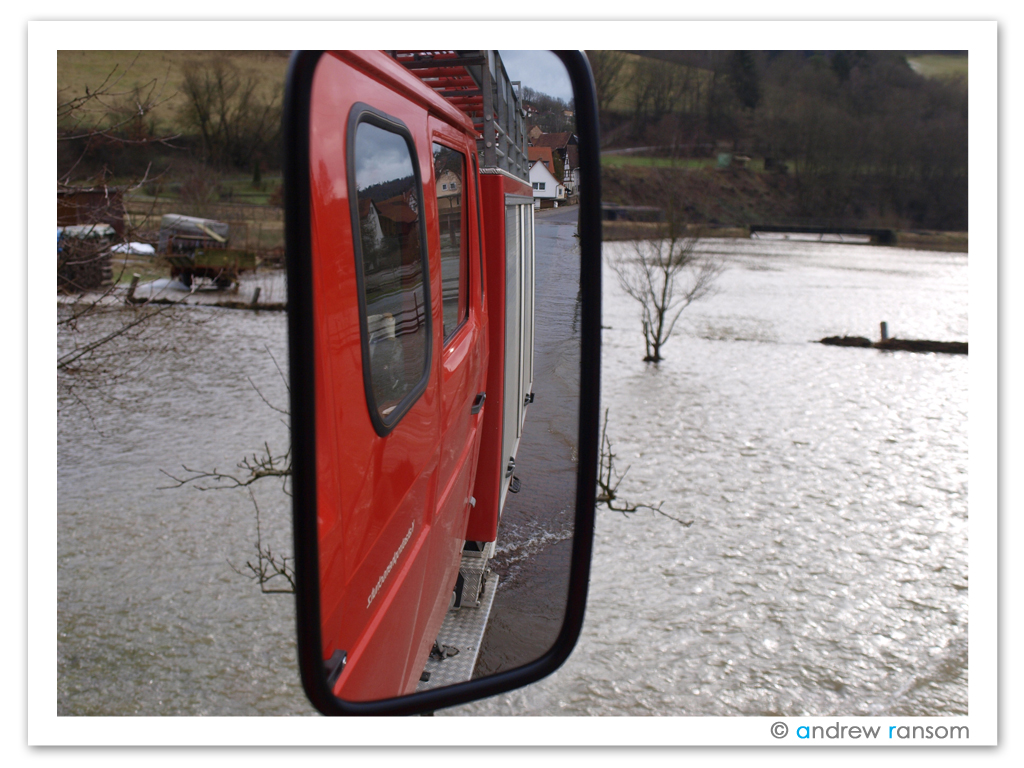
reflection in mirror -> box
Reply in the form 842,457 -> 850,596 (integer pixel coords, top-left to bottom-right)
352,121 -> 429,424
291,49 -> 587,708
432,142 -> 468,339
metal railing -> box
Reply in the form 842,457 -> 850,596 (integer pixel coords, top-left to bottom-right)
393,50 -> 529,182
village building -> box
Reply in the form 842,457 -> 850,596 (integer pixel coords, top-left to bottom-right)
530,131 -> 580,197
434,168 -> 462,248
528,146 -> 556,176
528,147 -> 565,207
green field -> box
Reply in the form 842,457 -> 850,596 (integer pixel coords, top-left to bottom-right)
905,54 -> 968,80
198,174 -> 283,205
601,154 -> 763,172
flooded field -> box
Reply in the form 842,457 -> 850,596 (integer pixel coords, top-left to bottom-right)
451,236 -> 968,716
57,230 -> 967,717
58,294 -> 306,715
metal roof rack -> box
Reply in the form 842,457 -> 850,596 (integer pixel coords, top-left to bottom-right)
393,50 -> 529,182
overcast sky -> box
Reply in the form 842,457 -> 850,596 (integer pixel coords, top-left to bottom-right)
354,122 -> 415,191
499,50 -> 574,103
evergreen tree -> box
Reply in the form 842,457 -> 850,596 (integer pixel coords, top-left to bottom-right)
727,51 -> 761,110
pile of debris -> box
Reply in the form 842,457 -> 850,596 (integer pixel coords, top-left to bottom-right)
57,223 -> 115,292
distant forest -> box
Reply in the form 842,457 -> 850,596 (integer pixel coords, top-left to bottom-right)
56,50 -> 968,231
588,51 -> 968,230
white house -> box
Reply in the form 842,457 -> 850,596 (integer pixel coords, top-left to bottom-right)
528,148 -> 565,206
436,169 -> 460,199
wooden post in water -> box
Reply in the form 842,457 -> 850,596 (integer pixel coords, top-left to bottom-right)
126,274 -> 140,302
880,321 -> 889,341
250,286 -> 261,309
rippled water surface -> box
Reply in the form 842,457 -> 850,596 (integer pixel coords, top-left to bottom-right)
450,238 -> 968,716
58,296 -> 308,716
57,237 -> 967,717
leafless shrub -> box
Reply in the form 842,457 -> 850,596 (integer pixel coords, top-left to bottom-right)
612,214 -> 724,363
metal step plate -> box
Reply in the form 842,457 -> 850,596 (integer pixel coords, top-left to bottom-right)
416,570 -> 498,691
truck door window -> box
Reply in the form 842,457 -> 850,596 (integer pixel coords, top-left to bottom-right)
350,114 -> 431,433
432,143 -> 468,341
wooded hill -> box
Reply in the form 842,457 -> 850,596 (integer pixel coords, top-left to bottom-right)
588,51 -> 968,231
57,50 -> 968,233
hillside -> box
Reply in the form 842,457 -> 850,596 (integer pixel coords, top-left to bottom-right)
57,50 -> 290,136
588,50 -> 968,232
603,164 -> 800,228
601,162 -> 966,251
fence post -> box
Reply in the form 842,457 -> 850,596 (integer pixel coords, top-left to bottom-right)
126,274 -> 140,303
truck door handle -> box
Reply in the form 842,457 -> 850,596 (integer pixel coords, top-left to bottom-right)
471,392 -> 486,414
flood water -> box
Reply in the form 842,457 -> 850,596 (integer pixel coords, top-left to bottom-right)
57,231 -> 967,717
473,206 -> 580,676
450,236 -> 968,716
58,287 -> 306,715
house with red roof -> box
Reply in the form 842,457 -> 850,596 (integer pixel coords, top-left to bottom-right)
530,131 -> 579,196
528,146 -> 564,205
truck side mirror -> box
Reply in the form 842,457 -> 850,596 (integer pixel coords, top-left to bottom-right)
283,50 -> 601,715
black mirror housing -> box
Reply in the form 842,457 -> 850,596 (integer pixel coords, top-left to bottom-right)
284,50 -> 601,715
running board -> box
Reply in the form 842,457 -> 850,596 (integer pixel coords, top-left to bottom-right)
416,569 -> 498,691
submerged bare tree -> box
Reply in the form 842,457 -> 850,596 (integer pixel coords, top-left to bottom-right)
612,212 -> 724,363
596,409 -> 692,527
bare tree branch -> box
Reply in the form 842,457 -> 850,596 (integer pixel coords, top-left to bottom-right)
227,491 -> 295,594
595,409 -> 693,527
57,55 -> 180,148
159,354 -> 293,595
586,50 -> 628,115
57,57 -> 196,420
245,346 -> 290,417
159,442 -> 292,494
58,300 -> 178,372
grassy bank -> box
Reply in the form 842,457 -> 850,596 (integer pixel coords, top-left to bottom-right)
601,155 -> 726,171
603,164 -> 801,229
602,162 -> 967,243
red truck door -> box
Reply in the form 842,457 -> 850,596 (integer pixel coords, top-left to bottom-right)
304,51 -> 497,701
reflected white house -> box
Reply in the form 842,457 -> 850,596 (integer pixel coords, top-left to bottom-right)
528,147 -> 565,205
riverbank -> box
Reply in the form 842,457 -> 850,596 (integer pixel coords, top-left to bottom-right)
602,220 -> 967,253
601,164 -> 968,252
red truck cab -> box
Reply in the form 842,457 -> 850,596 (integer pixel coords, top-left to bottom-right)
301,51 -> 535,701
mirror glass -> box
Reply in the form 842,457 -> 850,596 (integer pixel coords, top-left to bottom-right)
289,50 -> 589,708
55,46 -> 592,719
